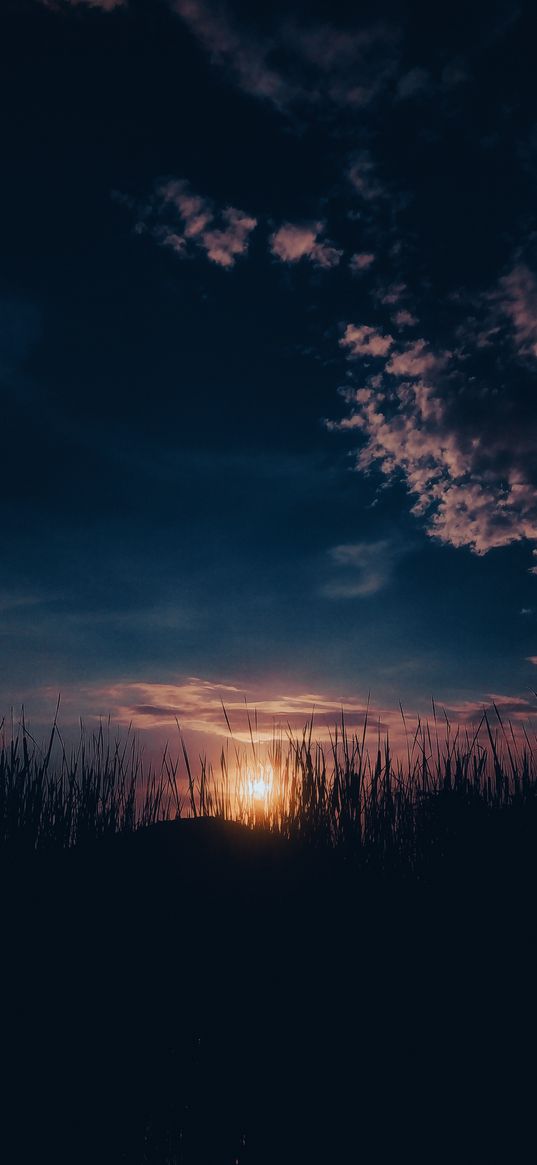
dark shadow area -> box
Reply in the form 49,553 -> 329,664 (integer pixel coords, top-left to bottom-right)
2,808 -> 537,1163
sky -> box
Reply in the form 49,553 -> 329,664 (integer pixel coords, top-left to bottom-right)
2,0 -> 537,752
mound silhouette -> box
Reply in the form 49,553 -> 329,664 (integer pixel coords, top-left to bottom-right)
3,811 -> 536,1163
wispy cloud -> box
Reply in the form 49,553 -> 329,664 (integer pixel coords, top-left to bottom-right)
62,677 -> 376,742
132,178 -> 257,269
396,66 -> 431,100
41,0 -> 126,10
395,58 -> 467,102
12,679 -> 537,762
322,539 -> 402,598
495,263 -> 537,359
439,694 -> 537,730
171,1 -> 399,114
270,221 -> 342,269
347,150 -> 386,201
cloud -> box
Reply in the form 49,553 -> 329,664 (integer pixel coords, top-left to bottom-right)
347,151 -> 385,201
134,178 -> 257,268
377,281 -> 407,306
443,693 -> 537,726
0,298 -> 41,379
464,263 -> 537,360
393,309 -> 418,329
340,324 -> 393,358
172,2 -> 399,114
77,677 -> 377,742
14,678 -> 536,767
495,263 -> 537,359
270,222 -> 342,269
385,337 -> 439,377
332,319 -> 537,555
395,60 -> 467,102
172,0 -> 290,106
323,539 -> 401,597
349,252 -> 375,274
396,67 -> 431,100
41,0 -> 126,10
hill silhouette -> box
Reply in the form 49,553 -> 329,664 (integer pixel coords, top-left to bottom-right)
3,808 -> 536,1163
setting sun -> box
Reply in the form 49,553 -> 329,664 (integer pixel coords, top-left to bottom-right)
246,762 -> 274,802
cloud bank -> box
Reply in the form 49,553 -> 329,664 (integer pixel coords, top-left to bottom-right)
332,284 -> 537,554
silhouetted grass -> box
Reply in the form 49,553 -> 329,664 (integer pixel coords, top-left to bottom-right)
2,701 -> 537,869
2,702 -> 537,1164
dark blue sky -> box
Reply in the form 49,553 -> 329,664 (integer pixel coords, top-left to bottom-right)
2,0 -> 537,744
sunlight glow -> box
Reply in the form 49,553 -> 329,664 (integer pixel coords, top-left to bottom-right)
246,762 -> 274,802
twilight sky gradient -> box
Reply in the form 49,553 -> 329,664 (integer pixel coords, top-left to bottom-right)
2,0 -> 537,750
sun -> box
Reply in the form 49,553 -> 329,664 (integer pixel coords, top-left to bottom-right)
246,762 -> 274,802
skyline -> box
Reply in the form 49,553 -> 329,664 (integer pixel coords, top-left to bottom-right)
2,0 -> 537,750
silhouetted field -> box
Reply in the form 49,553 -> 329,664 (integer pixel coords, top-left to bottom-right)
2,709 -> 537,1162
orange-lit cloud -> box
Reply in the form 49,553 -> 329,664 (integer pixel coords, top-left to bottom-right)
14,678 -> 537,764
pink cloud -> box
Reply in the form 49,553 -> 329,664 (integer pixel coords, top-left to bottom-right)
347,151 -> 385,201
172,2 -> 399,113
385,337 -> 439,377
378,281 -> 407,306
340,323 -> 393,358
270,222 -> 342,269
349,252 -> 375,273
9,678 -> 537,773
334,319 -> 537,554
393,308 -> 418,329
172,0 -> 290,105
43,0 -> 126,9
496,263 -> 537,358
137,178 -> 257,268
202,207 -> 258,268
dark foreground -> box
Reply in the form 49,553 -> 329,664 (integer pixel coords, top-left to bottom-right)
3,815 -> 537,1163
